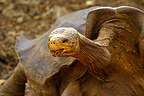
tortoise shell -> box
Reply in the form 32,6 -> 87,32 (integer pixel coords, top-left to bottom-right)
85,6 -> 144,40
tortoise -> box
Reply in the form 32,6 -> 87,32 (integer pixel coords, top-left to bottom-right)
0,6 -> 144,96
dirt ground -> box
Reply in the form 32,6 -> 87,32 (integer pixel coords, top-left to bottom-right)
0,0 -> 144,79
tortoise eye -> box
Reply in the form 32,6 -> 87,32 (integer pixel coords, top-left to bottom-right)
62,39 -> 68,43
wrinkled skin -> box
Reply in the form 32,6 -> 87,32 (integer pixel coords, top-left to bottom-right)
1,6 -> 144,96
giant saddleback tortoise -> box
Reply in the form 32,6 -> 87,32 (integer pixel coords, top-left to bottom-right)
1,6 -> 144,96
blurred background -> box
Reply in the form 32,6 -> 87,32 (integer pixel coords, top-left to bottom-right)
0,0 -> 144,79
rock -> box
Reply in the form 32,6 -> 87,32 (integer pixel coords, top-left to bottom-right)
86,0 -> 95,6
0,0 -> 7,3
17,17 -> 24,23
2,4 -> 25,18
33,15 -> 41,20
8,31 -> 16,37
53,6 -> 69,19
15,0 -> 44,5
0,80 -> 5,85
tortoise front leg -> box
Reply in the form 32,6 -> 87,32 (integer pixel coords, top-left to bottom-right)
0,63 -> 26,96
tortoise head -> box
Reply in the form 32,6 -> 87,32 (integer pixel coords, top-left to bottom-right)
48,27 -> 79,57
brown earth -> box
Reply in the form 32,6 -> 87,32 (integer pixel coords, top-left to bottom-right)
0,0 -> 144,79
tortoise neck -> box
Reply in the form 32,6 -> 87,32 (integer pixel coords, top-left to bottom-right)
76,33 -> 111,80
77,33 -> 110,65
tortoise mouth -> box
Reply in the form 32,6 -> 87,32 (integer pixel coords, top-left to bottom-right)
50,48 -> 74,56
50,48 -> 64,55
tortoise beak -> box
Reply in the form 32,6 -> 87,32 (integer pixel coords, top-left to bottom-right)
50,48 -> 64,54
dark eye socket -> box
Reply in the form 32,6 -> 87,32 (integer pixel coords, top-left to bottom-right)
62,39 -> 68,43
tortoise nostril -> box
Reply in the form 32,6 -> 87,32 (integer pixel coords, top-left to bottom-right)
62,39 -> 68,43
